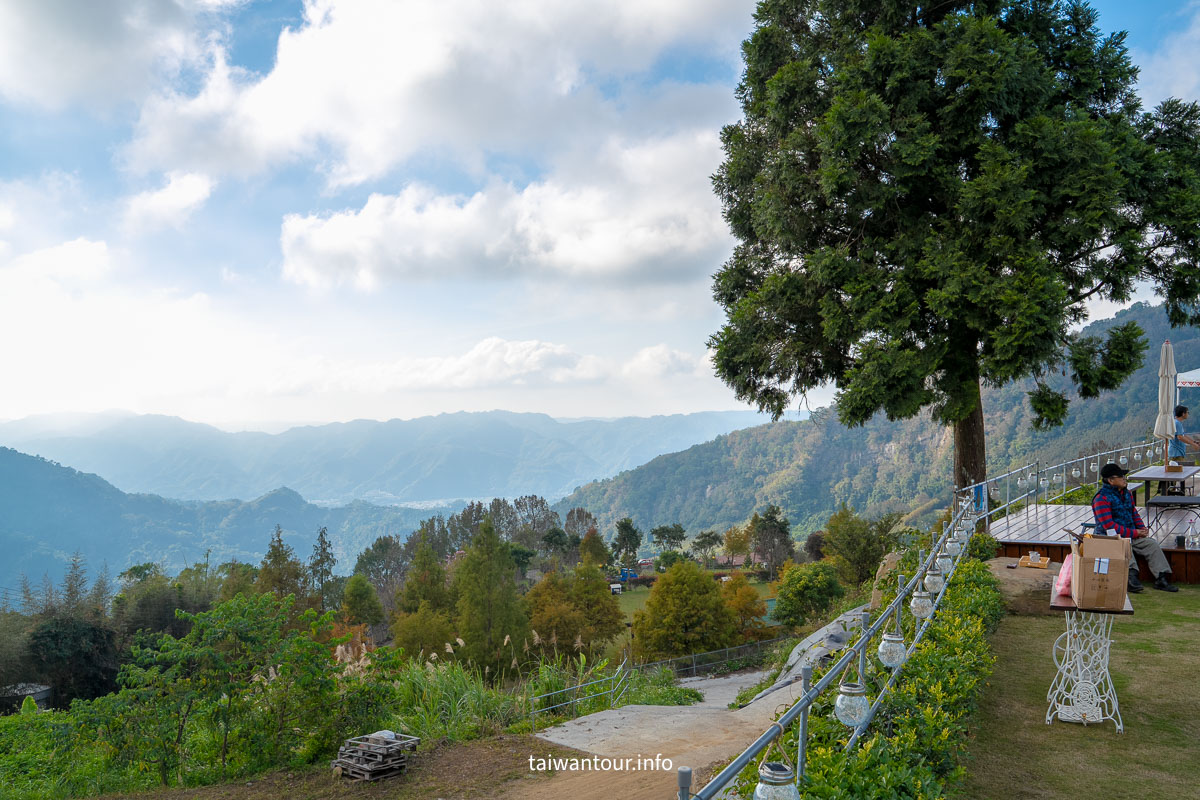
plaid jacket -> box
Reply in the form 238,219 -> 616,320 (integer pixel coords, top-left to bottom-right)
1091,483 -> 1144,538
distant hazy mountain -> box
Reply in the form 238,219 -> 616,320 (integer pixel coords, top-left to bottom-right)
0,447 -> 454,589
0,410 -> 790,506
557,303 -> 1199,538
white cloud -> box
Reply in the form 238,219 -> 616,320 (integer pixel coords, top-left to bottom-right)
280,131 -> 732,286
1133,7 -> 1200,107
126,0 -> 753,183
621,344 -> 704,380
5,238 -> 112,283
0,1 -> 228,110
124,172 -> 216,233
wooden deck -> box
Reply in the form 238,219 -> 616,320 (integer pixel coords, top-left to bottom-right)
988,502 -> 1200,583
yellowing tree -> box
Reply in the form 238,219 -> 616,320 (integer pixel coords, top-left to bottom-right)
721,573 -> 767,642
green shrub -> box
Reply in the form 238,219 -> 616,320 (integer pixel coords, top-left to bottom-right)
727,553 -> 1004,797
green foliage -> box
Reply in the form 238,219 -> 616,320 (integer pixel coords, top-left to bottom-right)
692,529 -> 723,567
255,525 -> 308,600
398,533 -> 450,614
632,561 -> 736,661
568,565 -> 624,653
341,574 -> 384,626
612,517 -> 642,565
709,0 -> 1200,470
967,530 -> 999,561
654,550 -> 687,572
453,519 -> 528,679
772,561 -> 845,629
823,507 -> 901,585
390,600 -> 456,661
728,551 -> 1005,798
308,527 -> 337,612
749,505 -> 794,579
650,523 -> 687,551
19,696 -> 38,715
26,616 -> 118,708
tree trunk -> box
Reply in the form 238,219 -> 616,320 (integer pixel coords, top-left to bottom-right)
953,377 -> 987,490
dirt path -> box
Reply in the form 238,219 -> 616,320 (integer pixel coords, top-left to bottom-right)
495,669 -> 804,800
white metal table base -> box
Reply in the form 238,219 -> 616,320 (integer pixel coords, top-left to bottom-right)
1046,610 -> 1123,732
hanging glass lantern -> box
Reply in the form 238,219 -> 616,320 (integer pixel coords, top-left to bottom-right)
1016,476 -> 1025,488
1090,461 -> 1099,473
1156,444 -> 1164,456
877,632 -> 907,669
1119,454 -> 1128,465
1134,451 -> 1142,462
754,761 -> 803,800
1053,473 -> 1063,483
937,550 -> 953,575
1071,467 -> 1081,479
945,538 -> 962,556
1146,448 -> 1154,460
834,681 -> 870,727
924,564 -> 945,593
1039,476 -> 1049,488
910,590 -> 933,619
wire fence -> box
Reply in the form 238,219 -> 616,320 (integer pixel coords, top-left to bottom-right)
528,657 -> 630,732
632,636 -> 791,679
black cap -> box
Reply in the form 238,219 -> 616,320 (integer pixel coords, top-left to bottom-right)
1100,463 -> 1129,480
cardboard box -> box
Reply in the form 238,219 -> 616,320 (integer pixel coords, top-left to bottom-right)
1071,536 -> 1132,611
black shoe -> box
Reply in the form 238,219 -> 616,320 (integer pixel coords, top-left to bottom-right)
1154,575 -> 1179,592
1128,571 -> 1144,593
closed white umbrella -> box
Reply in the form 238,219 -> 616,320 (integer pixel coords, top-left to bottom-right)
1153,339 -> 1177,460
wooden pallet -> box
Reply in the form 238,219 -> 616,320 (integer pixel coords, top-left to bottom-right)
332,733 -> 419,782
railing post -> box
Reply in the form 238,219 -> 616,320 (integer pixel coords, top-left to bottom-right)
677,765 -> 692,800
858,609 -> 869,682
796,664 -> 812,783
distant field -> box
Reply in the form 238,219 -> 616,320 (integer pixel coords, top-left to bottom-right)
614,573 -> 771,622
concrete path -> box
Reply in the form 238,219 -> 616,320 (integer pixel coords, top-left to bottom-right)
503,669 -> 807,800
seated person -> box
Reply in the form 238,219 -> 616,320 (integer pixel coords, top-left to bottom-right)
1094,463 -> 1177,592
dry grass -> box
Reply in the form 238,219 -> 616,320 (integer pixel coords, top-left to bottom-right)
954,585 -> 1200,800
96,735 -> 582,800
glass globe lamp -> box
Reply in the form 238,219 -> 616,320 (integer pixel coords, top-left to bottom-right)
1119,454 -> 1128,465
1039,477 -> 1049,488
754,761 -> 802,800
936,550 -> 952,574
1016,476 -> 1025,488
1146,448 -> 1154,460
1156,444 -> 1163,456
945,538 -> 962,556
1134,451 -> 1142,462
835,681 -> 869,727
1090,461 -> 1099,473
1071,467 -> 1081,479
910,590 -> 933,619
877,632 -> 907,669
924,565 -> 944,593
1053,472 -> 1063,483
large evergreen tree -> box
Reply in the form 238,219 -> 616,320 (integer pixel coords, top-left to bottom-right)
632,561 -> 736,660
711,0 -> 1200,488
453,519 -> 528,678
308,527 -> 337,611
398,532 -> 450,614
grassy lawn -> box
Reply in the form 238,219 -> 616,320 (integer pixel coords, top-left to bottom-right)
954,585 -> 1200,800
615,573 -> 771,622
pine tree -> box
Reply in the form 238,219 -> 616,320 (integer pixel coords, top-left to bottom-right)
569,565 -> 624,655
60,551 -> 88,616
453,519 -> 528,677
309,527 -> 338,611
341,574 -> 385,625
256,525 -> 308,600
398,533 -> 450,614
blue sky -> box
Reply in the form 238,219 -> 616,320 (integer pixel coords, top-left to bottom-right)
0,1 -> 1196,430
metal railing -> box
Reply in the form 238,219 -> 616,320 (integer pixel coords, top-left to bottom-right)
529,657 -> 630,731
633,636 -> 791,678
677,501 -> 977,798
955,440 -> 1159,538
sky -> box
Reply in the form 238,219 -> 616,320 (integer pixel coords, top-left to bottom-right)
0,0 -> 1196,431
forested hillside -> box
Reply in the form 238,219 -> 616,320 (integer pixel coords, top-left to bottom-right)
559,303 -> 1199,536
0,448 -> 451,589
0,410 -> 782,505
